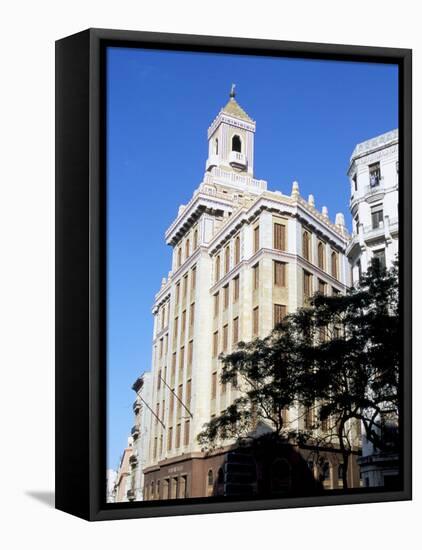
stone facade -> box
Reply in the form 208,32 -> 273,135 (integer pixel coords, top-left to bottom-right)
141,92 -> 361,499
347,130 -> 400,488
347,129 -> 399,281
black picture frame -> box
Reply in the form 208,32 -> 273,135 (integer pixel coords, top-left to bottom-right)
55,28 -> 412,521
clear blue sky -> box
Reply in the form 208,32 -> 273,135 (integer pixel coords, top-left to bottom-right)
106,46 -> 398,470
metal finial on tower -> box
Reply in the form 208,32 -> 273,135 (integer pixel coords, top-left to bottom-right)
230,83 -> 236,99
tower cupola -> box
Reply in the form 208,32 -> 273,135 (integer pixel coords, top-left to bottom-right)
205,85 -> 256,176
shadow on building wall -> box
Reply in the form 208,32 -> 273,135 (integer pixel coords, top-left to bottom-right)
210,433 -> 324,499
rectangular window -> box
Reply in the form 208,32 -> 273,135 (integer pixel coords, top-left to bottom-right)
181,310 -> 186,337
234,236 -> 240,265
223,284 -> 229,309
318,241 -> 325,270
318,279 -> 326,295
253,225 -> 260,253
253,263 -> 259,290
233,317 -> 239,344
190,302 -> 195,326
354,215 -> 359,234
213,331 -> 218,357
153,437 -> 158,459
233,275 -> 240,302
214,292 -> 219,317
184,420 -> 190,446
274,261 -> 286,287
175,283 -> 180,305
176,424 -> 181,449
304,407 -> 313,430
274,304 -> 286,327
211,372 -> 217,399
369,162 -> 381,187
303,271 -> 312,298
186,378 -> 192,407
372,249 -> 386,270
188,340 -> 193,366
303,231 -> 311,261
274,223 -> 286,251
193,227 -> 198,249
159,338 -> 163,357
183,274 -> 188,298
167,426 -> 173,451
177,384 -> 183,417
169,391 -> 175,420
157,369 -> 162,390
173,317 -> 178,340
225,246 -> 230,274
371,205 -> 384,229
185,239 -> 190,259
223,324 -> 228,351
155,402 -> 160,424
353,173 -> 358,192
253,306 -> 259,336
331,251 -> 339,279
178,347 -> 184,375
191,266 -> 196,297
171,353 -> 176,382
215,255 -> 220,282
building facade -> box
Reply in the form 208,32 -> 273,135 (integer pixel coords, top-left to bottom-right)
346,129 -> 399,488
347,129 -> 399,282
127,372 -> 152,501
113,437 -> 134,503
141,90 -> 361,500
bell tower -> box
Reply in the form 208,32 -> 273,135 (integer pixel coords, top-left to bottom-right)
205,85 -> 256,176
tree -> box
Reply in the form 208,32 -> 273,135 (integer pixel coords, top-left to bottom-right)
297,261 -> 399,487
197,312 -> 311,450
198,262 -> 399,491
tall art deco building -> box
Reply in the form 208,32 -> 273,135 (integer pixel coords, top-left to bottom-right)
141,89 -> 356,499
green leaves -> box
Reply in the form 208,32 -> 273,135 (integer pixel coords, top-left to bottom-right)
197,261 -> 399,458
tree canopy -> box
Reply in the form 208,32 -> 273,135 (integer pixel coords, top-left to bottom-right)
197,261 -> 399,489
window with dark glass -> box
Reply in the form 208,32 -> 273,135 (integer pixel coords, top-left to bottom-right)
371,205 -> 384,229
369,162 -> 381,187
232,135 -> 241,152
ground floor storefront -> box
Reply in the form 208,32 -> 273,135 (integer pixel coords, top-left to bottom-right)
143,442 -> 361,501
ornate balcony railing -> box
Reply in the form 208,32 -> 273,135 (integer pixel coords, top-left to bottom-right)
229,151 -> 247,169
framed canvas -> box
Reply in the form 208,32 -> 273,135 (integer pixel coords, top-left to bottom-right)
55,28 -> 412,521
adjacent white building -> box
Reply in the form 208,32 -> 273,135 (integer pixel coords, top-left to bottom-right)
113,437 -> 134,502
347,129 -> 399,282
128,372 -> 152,501
347,129 -> 400,489
106,469 -> 117,503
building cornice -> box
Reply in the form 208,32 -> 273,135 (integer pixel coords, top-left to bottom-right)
207,111 -> 256,138
207,194 -> 349,255
209,248 -> 348,295
348,134 -> 398,175
165,190 -> 234,246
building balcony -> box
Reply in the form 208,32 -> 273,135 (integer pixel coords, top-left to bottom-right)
131,425 -> 140,439
133,400 -> 141,414
229,151 -> 247,169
